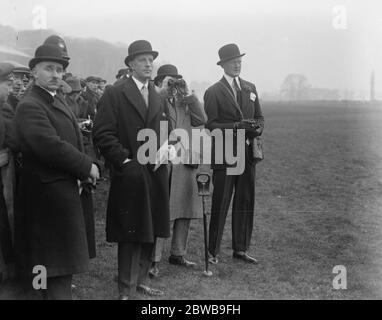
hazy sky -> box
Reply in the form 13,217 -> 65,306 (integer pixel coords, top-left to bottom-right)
1,0 -> 382,96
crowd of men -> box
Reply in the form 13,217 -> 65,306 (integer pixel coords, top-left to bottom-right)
0,35 -> 264,300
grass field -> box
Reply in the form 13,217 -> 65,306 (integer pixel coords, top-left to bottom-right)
2,101 -> 382,300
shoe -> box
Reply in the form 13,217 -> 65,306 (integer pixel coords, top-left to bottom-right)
149,263 -> 160,278
137,284 -> 164,297
119,295 -> 129,300
168,255 -> 197,268
232,251 -> 258,264
208,254 -> 218,265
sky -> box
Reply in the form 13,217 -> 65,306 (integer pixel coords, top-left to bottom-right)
1,0 -> 382,97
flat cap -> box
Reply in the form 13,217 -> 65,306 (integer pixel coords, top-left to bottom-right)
0,62 -> 14,81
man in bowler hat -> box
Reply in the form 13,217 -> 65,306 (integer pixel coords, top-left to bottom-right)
93,40 -> 170,299
204,43 -> 264,265
14,44 -> 100,299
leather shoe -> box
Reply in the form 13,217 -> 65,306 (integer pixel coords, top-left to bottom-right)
119,295 -> 129,300
233,251 -> 258,264
168,255 -> 197,268
208,254 -> 218,265
137,284 -> 164,297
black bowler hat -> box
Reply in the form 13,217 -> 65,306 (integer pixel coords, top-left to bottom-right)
124,40 -> 158,66
29,44 -> 69,70
154,64 -> 182,85
217,43 -> 245,65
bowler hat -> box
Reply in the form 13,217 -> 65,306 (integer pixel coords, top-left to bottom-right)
65,76 -> 82,92
154,64 -> 182,85
44,35 -> 70,60
0,62 -> 14,81
29,44 -> 69,70
124,40 -> 158,66
217,43 -> 245,65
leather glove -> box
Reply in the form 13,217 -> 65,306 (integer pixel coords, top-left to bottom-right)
234,119 -> 259,132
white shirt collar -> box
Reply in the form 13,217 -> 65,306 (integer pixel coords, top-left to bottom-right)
224,73 -> 241,90
132,76 -> 149,90
37,85 -> 56,97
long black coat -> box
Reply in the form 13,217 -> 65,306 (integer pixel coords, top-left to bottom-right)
204,77 -> 264,170
93,77 -> 170,243
14,85 -> 94,278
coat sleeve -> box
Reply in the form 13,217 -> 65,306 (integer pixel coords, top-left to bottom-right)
252,85 -> 264,136
204,87 -> 236,131
15,100 -> 92,180
93,87 -> 130,168
1,102 -> 20,152
184,94 -> 207,127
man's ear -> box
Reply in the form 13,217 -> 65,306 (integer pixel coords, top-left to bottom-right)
128,61 -> 134,71
31,67 -> 38,79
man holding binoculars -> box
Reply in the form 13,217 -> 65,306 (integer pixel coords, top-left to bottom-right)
204,43 -> 264,265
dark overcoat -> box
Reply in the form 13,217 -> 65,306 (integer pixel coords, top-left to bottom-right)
93,77 -> 170,243
14,85 -> 93,277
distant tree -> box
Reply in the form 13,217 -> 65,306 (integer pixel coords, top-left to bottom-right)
280,74 -> 311,101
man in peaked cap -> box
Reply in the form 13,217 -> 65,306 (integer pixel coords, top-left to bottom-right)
81,76 -> 100,120
93,40 -> 170,299
7,63 -> 31,111
14,44 -> 100,299
204,43 -> 264,265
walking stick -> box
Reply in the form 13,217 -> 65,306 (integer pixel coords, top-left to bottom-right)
196,173 -> 213,277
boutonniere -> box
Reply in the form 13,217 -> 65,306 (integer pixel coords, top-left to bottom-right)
250,92 -> 257,102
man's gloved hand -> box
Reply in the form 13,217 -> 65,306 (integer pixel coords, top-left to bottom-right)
234,119 -> 259,132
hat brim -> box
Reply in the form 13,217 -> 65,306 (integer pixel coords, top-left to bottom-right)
124,51 -> 159,66
154,73 -> 182,85
217,53 -> 245,65
29,57 -> 69,70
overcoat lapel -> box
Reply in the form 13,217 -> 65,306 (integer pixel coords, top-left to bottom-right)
122,77 -> 148,122
239,78 -> 254,119
51,97 -> 74,121
53,96 -> 84,151
146,82 -> 161,125
218,77 -> 243,118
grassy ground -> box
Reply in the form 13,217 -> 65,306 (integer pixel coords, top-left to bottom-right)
2,101 -> 382,299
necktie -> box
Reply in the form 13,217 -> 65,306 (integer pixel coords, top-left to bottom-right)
141,85 -> 149,107
233,78 -> 242,107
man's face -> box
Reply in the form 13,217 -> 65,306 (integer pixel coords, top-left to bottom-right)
87,80 -> 99,92
12,74 -> 28,98
129,54 -> 154,82
222,57 -> 242,78
32,61 -> 63,92
0,77 -> 14,102
99,82 -> 106,92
